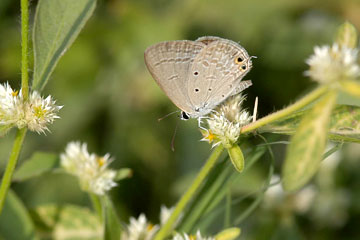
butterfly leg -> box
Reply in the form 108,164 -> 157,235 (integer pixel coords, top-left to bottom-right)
197,117 -> 207,131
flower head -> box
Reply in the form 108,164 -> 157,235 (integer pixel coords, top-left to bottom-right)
305,44 -> 360,84
173,231 -> 215,240
25,91 -> 62,133
0,83 -> 62,134
121,214 -> 159,240
0,83 -> 23,127
60,141 -> 117,195
202,95 -> 252,148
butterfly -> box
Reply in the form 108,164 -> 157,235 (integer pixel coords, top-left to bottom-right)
144,36 -> 253,120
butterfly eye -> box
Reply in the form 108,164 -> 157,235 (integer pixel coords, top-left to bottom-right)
235,57 -> 243,64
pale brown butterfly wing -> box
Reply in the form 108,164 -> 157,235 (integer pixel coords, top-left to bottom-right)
144,40 -> 205,114
187,37 -> 252,115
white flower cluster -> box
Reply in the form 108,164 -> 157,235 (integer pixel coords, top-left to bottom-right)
121,206 -> 177,240
203,95 -> 252,148
172,231 -> 215,240
121,206 -> 217,240
305,44 -> 360,84
122,214 -> 159,240
0,83 -> 62,134
60,142 -> 117,196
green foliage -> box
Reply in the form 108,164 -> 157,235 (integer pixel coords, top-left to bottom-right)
260,104 -> 360,143
215,228 -> 241,240
336,22 -> 358,48
227,144 -> 244,173
13,152 -> 59,182
103,197 -> 122,240
178,146 -> 266,232
31,204 -> 102,240
114,168 -> 132,181
32,0 -> 96,91
0,190 -> 37,240
1,0 -> 360,239
282,92 -> 337,191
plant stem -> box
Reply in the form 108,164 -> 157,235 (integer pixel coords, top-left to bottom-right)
241,86 -> 328,134
0,0 -> 30,214
0,128 -> 27,213
90,193 -> 103,222
21,0 -> 29,100
154,145 -> 224,240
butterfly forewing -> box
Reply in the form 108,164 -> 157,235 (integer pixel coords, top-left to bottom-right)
186,38 -> 252,113
144,40 -> 205,114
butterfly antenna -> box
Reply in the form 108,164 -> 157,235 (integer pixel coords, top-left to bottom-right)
158,110 -> 181,122
171,120 -> 180,152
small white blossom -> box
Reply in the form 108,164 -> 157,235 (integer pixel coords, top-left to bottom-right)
25,91 -> 62,133
203,95 -> 252,148
305,44 -> 360,84
173,231 -> 215,240
122,205 -> 180,240
0,83 -> 62,134
121,214 -> 159,240
60,142 -> 117,195
0,83 -> 22,127
160,205 -> 174,226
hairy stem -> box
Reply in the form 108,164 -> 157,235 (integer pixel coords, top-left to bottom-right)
21,0 -> 29,100
241,86 -> 328,134
0,129 -> 27,213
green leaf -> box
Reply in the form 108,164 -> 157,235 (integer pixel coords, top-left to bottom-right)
31,204 -> 102,239
336,22 -> 358,48
32,0 -> 96,91
13,152 -> 59,182
259,104 -> 360,143
115,168 -> 132,181
227,144 -> 244,172
215,228 -> 241,240
0,190 -> 37,240
341,80 -> 360,99
103,196 -> 122,240
282,92 -> 337,191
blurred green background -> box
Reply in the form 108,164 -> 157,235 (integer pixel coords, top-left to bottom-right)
1,0 -> 360,239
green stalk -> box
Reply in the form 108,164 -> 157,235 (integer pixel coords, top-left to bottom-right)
0,0 -> 30,214
21,0 -> 29,100
154,145 -> 224,240
241,86 -> 328,134
0,128 -> 27,213
90,193 -> 103,222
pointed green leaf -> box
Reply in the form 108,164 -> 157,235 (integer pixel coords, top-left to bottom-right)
31,204 -> 102,239
103,196 -> 122,240
282,92 -> 337,191
227,144 -> 244,172
0,190 -> 37,240
215,228 -> 241,240
336,22 -> 358,48
259,104 -> 360,143
115,168 -> 132,181
32,0 -> 96,91
13,152 -> 59,182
